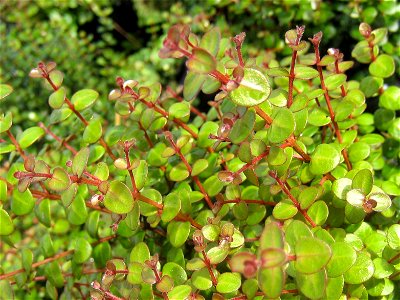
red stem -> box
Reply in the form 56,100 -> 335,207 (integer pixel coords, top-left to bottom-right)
165,133 -> 213,209
6,130 -> 26,160
201,250 -> 218,286
311,43 -> 352,171
269,171 -> 317,228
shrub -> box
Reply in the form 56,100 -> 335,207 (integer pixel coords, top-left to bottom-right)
1,16 -> 399,300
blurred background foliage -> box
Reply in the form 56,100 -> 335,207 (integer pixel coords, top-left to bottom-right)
1,0 -> 399,127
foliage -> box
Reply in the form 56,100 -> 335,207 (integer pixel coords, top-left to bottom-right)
1,2 -> 400,300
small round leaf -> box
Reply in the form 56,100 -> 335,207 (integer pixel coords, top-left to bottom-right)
230,68 -> 271,107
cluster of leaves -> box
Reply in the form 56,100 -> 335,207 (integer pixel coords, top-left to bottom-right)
1,12 -> 400,300
2,0 -> 399,129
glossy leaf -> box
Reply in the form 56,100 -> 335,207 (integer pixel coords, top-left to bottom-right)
295,237 -> 331,274
369,54 -> 395,78
230,68 -> 271,107
48,167 -> 71,192
12,188 -> 35,215
83,118 -> 102,144
72,147 -> 89,178
296,269 -> 327,299
48,87 -> 66,109
0,84 -> 13,100
258,267 -> 284,298
71,89 -> 99,111
326,242 -> 357,277
216,272 -> 241,294
309,144 -> 340,175
352,169 -> 373,195
104,180 -> 134,214
73,237 -> 92,264
162,262 -> 187,286
268,107 -> 295,143
344,250 -> 374,284
0,209 -> 14,235
186,48 -> 216,74
168,221 -> 190,247
18,126 -> 45,149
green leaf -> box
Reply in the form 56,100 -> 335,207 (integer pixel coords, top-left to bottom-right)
186,48 -> 216,74
130,242 -> 150,263
332,178 -> 352,199
216,272 -> 241,294
48,167 -> 71,192
12,188 -> 35,215
169,162 -> 190,182
72,147 -> 89,178
202,224 -> 220,242
325,74 -> 347,90
183,71 -> 206,101
71,89 -> 99,111
266,67 -> 289,77
230,68 -> 271,107
360,76 -> 383,98
18,126 -> 45,149
61,183 -> 77,208
0,112 -> 12,134
299,186 -> 321,209
169,102 -> 190,121
308,107 -> 331,126
260,221 -> 284,250
368,192 -> 391,212
379,86 -> 400,111
307,201 -> 328,226
162,262 -> 187,286
73,237 -> 92,264
268,107 -> 295,143
260,248 -> 287,268
348,142 -> 370,162
48,87 -> 66,109
387,224 -> 400,250
200,27 -> 220,56
168,285 -> 191,300
0,209 -> 14,235
83,118 -> 102,144
326,242 -> 357,277
203,174 -> 224,197
369,54 -> 395,78
92,242 -> 111,268
373,258 -> 395,279
132,160 -> 148,190
156,275 -> 174,293
0,84 -> 13,100
161,193 -> 181,222
272,200 -> 298,220
192,268 -> 213,290
191,159 -> 208,176
67,194 -> 88,225
258,267 -> 284,298
87,211 -> 100,237
309,144 -> 340,175
325,276 -> 344,300
45,261 -> 64,288
21,248 -> 33,273
296,269 -> 327,299
267,146 -> 287,166
294,66 -> 319,80
352,169 -> 373,195
35,198 -> 51,227
344,251 -> 374,284
229,109 -> 255,143
295,237 -> 331,274
168,221 -> 190,247
207,244 -> 230,264
104,180 -> 134,214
